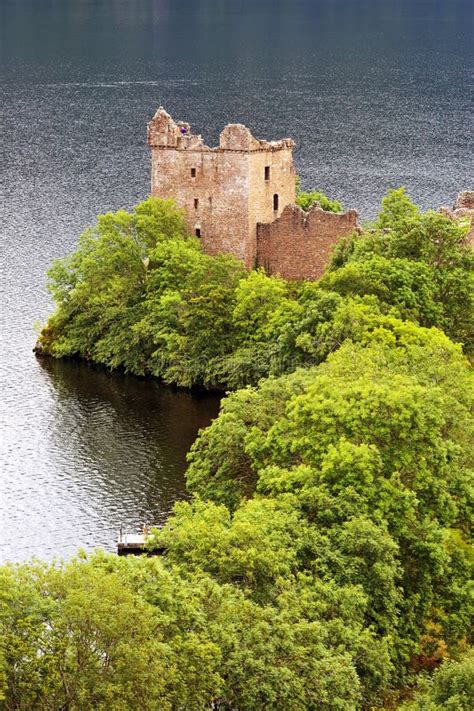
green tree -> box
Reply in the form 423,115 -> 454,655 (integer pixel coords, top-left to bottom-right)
185,332 -> 473,675
296,190 -> 343,213
402,650 -> 474,710
375,186 -> 420,229
37,197 -> 190,368
326,188 -> 474,350
37,197 -> 247,385
0,555 -> 223,709
1,552 -> 367,710
138,249 -> 245,387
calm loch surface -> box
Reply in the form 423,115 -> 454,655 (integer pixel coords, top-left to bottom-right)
1,0 -> 472,561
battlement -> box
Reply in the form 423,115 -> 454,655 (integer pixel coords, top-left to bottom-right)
219,123 -> 295,152
147,107 -> 294,153
147,107 -> 205,149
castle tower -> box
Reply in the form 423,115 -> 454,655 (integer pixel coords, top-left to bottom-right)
147,107 -> 296,268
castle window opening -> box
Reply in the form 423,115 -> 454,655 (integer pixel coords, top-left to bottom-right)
194,198 -> 199,209
195,228 -> 201,238
273,194 -> 279,211
264,166 -> 270,181
191,168 -> 196,178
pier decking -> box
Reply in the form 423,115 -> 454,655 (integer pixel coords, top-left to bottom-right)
117,528 -> 167,556
117,533 -> 148,555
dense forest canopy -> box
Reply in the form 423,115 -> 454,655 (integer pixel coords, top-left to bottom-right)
2,189 -> 473,709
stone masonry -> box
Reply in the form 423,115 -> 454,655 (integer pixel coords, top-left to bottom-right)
257,204 -> 359,280
148,108 -> 360,278
440,191 -> 474,246
148,107 -> 296,268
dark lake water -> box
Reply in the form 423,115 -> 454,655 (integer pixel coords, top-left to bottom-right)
1,0 -> 473,561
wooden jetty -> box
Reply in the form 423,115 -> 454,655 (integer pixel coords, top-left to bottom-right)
117,527 -> 166,556
117,533 -> 148,555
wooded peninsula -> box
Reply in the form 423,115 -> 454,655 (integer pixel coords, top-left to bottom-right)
2,188 -> 473,709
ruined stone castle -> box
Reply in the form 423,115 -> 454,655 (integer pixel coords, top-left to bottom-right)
147,108 -> 358,280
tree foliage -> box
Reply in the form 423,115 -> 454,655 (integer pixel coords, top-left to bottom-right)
38,190 -> 473,393
184,332 -> 473,682
326,188 -> 474,351
1,553 -> 364,710
296,190 -> 343,213
402,650 -> 474,710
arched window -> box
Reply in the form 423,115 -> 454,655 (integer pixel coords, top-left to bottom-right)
273,194 -> 279,211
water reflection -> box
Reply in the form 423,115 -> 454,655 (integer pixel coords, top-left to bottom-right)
1,358 -> 220,562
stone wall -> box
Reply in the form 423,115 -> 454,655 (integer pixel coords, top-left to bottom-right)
247,146 -> 296,267
257,204 -> 359,280
148,108 -> 295,267
454,191 -> 474,210
440,191 -> 474,246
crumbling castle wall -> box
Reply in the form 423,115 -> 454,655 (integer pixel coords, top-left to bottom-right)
256,204 -> 359,280
454,191 -> 474,210
440,191 -> 474,245
148,108 -> 296,268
